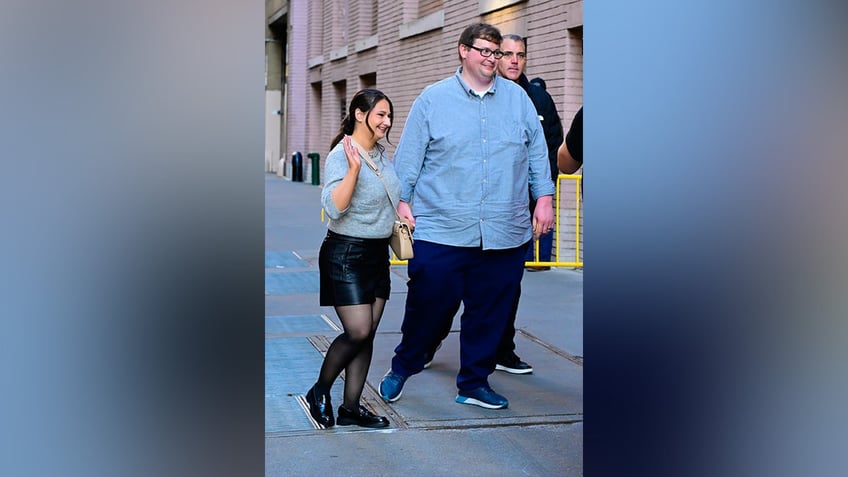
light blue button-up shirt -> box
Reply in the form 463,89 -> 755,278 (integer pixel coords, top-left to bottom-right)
393,68 -> 556,250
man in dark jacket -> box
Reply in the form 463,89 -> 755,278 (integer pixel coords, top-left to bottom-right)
499,34 -> 564,272
493,34 -> 564,373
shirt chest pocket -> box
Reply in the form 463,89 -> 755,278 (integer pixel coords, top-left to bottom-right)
492,119 -> 526,156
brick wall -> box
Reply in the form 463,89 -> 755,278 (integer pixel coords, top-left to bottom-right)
289,0 -> 586,150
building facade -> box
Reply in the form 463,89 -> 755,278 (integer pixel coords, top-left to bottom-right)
265,0 -> 583,264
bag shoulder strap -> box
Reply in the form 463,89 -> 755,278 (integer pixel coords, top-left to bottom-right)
352,139 -> 402,222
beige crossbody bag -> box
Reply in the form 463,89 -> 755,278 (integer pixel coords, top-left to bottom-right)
355,143 -> 414,260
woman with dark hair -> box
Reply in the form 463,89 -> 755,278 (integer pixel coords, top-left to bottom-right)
305,89 -> 398,428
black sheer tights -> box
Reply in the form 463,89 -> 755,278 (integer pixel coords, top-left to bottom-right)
315,298 -> 386,410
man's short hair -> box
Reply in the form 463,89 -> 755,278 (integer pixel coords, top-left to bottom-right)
458,23 -> 502,61
502,33 -> 527,47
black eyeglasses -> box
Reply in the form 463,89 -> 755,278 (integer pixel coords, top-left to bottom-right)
464,44 -> 504,59
501,51 -> 527,60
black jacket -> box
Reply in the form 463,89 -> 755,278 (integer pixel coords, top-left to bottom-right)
517,74 -> 563,184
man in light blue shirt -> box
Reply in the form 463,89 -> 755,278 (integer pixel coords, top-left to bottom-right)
379,23 -> 556,410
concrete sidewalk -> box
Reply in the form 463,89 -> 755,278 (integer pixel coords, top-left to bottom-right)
265,175 -> 583,476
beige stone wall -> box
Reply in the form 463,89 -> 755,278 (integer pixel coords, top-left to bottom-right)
265,90 -> 282,173
266,0 -> 286,17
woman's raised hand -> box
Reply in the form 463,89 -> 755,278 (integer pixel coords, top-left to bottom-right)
342,135 -> 362,173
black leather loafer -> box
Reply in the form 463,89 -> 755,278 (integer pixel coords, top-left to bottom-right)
306,385 -> 334,427
337,404 -> 389,428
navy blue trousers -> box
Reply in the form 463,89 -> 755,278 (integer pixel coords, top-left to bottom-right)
525,228 -> 553,262
390,240 -> 526,390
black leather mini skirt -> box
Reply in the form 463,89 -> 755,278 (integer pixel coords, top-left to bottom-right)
319,230 -> 391,306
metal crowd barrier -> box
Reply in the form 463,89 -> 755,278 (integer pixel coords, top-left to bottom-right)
525,174 -> 583,269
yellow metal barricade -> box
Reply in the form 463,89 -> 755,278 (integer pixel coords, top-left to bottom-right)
526,174 -> 583,268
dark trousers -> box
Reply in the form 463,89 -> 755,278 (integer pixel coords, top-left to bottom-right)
496,282 -> 523,358
390,240 -> 526,390
526,196 -> 553,263
525,230 -> 553,262
431,244 -> 529,360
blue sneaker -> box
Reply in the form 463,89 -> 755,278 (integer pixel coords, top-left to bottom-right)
456,386 -> 509,409
379,370 -> 407,402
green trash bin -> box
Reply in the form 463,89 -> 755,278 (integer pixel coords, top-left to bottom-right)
307,153 -> 320,185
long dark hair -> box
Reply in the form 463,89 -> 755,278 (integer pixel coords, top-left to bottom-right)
329,88 -> 394,151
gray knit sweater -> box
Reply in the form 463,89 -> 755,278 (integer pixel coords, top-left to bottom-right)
321,142 -> 401,239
